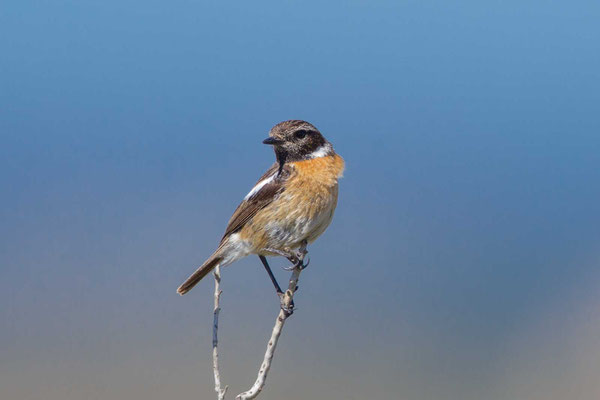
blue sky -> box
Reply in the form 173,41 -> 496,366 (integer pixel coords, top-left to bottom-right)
1,1 -> 600,399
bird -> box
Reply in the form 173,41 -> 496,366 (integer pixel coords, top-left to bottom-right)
177,120 -> 345,298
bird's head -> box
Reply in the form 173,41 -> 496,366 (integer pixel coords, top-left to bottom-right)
263,120 -> 333,164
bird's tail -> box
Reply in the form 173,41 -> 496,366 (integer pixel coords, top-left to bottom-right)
177,253 -> 223,295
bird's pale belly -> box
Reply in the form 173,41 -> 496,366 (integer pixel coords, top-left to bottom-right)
263,197 -> 336,249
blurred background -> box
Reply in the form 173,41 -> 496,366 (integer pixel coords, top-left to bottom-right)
1,1 -> 600,399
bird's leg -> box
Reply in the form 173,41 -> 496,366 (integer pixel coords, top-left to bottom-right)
259,255 -> 293,312
259,255 -> 283,296
262,247 -> 293,259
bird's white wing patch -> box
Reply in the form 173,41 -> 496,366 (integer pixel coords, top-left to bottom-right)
244,174 -> 275,200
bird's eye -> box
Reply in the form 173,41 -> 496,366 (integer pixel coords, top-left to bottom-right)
294,130 -> 307,139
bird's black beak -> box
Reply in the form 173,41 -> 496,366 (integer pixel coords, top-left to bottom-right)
263,137 -> 283,145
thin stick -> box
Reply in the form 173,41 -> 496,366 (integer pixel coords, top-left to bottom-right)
235,265 -> 302,400
212,265 -> 228,400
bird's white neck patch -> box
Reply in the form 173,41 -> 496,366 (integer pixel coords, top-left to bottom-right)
307,143 -> 333,159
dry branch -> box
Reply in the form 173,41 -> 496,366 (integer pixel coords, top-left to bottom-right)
211,256 -> 304,400
212,266 -> 228,400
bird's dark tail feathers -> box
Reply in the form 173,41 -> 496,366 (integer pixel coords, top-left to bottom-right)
177,254 -> 222,295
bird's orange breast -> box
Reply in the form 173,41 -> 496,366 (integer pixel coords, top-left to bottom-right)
240,154 -> 345,251
289,153 -> 345,185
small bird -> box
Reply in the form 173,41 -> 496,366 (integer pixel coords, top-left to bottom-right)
177,120 -> 345,297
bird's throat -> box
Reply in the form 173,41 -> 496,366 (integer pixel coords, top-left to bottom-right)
275,148 -> 288,176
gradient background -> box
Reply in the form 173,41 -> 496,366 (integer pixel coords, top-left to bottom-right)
2,1 -> 600,399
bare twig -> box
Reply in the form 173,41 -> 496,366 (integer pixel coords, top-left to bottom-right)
212,266 -> 228,400
235,265 -> 302,400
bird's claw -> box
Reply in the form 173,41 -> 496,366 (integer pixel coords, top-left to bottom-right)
282,254 -> 310,271
278,292 -> 295,315
282,264 -> 295,271
301,255 -> 310,269
281,303 -> 294,316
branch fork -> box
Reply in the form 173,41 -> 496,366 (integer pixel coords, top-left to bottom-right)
211,260 -> 304,400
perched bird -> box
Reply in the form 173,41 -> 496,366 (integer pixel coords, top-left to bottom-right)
177,120 -> 344,297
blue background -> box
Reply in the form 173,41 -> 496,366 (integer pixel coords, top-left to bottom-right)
2,1 -> 600,399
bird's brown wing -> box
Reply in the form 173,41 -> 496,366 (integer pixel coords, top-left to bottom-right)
220,163 -> 292,244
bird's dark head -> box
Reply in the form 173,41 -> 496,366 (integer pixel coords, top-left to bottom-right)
263,120 -> 333,164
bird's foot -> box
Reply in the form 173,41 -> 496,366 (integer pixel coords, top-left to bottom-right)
278,291 -> 295,315
282,254 -> 310,271
283,242 -> 309,270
